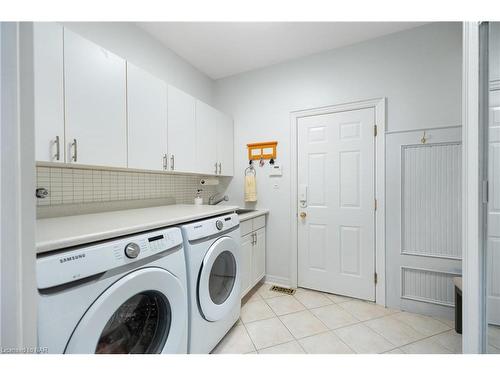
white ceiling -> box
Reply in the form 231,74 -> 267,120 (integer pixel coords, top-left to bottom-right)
136,22 -> 427,80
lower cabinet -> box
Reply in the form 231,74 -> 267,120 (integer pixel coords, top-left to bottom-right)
240,215 -> 267,298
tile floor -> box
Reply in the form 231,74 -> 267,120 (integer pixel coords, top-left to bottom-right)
489,325 -> 500,354
211,283 -> 464,354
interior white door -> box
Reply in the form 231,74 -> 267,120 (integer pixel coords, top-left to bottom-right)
64,29 -> 127,168
195,100 -> 217,175
167,85 -> 196,172
34,22 -> 65,163
216,111 -> 234,176
127,62 -> 167,171
488,90 -> 500,325
297,108 -> 376,301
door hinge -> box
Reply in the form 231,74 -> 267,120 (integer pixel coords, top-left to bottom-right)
482,180 -> 489,204
374,272 -> 378,284
374,199 -> 377,211
374,125 -> 378,137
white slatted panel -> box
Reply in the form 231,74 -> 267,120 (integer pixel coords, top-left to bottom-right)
402,143 -> 462,259
401,267 -> 458,307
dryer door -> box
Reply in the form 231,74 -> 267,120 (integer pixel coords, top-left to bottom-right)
198,236 -> 240,322
65,268 -> 187,354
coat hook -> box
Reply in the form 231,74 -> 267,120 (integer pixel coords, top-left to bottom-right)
421,131 -> 427,144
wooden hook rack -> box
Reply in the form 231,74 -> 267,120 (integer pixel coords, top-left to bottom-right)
247,141 -> 278,161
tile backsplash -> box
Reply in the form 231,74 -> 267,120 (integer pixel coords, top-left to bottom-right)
36,165 -> 228,218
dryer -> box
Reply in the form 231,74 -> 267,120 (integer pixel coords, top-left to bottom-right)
180,213 -> 241,353
37,226 -> 188,354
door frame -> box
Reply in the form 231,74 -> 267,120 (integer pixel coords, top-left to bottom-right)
289,97 -> 386,306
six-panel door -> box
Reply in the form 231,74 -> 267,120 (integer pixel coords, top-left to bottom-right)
297,108 -> 376,301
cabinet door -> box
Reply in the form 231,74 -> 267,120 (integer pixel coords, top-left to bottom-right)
34,22 -> 64,162
252,228 -> 266,285
195,100 -> 217,175
64,29 -> 127,167
127,62 -> 167,171
167,85 -> 196,172
240,233 -> 254,298
216,111 -> 234,176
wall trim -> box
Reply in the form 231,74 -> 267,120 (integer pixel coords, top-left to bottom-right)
263,275 -> 291,288
289,97 -> 386,306
400,266 -> 461,307
461,21 -> 487,353
490,80 -> 500,91
0,22 -> 37,350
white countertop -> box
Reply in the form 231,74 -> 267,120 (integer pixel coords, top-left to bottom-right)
238,209 -> 269,222
36,204 -> 238,254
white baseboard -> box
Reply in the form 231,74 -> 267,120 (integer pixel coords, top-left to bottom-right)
264,275 -> 291,288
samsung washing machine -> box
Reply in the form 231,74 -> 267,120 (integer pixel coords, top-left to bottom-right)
180,213 -> 241,354
37,226 -> 188,354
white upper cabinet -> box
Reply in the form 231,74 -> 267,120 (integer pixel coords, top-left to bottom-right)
64,29 -> 127,168
195,100 -> 218,175
34,22 -> 65,163
167,85 -> 196,172
216,112 -> 234,176
127,62 -> 168,171
33,25 -> 234,176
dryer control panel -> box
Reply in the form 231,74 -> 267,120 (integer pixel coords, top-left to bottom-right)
37,227 -> 183,290
183,213 -> 239,242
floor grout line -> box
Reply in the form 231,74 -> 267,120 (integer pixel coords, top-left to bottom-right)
234,284 -> 461,354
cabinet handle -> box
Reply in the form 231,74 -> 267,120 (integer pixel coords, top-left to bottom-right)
214,162 -> 218,174
54,135 -> 60,161
170,154 -> 175,170
218,162 -> 222,175
254,233 -> 257,245
71,139 -> 78,162
163,154 -> 168,170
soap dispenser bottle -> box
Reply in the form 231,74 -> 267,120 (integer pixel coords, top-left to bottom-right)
194,189 -> 203,205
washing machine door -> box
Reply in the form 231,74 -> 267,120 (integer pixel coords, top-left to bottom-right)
198,236 -> 240,322
65,267 -> 187,354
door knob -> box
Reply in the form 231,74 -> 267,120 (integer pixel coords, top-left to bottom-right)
299,212 -> 307,219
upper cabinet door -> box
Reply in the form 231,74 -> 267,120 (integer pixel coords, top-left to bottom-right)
167,85 -> 196,173
195,100 -> 218,175
216,111 -> 234,176
64,29 -> 127,168
34,22 -> 65,163
127,63 -> 168,171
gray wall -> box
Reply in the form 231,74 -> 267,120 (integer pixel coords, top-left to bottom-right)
62,22 -> 214,104
213,22 -> 463,286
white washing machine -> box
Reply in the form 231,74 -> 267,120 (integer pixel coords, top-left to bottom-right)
37,226 -> 188,354
180,213 -> 241,353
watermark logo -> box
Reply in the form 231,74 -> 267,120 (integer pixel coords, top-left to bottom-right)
1,346 -> 48,354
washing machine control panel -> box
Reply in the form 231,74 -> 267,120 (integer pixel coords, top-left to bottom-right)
36,227 -> 183,289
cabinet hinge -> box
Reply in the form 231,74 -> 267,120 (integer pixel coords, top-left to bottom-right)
374,272 -> 378,284
374,199 -> 377,211
374,125 -> 378,137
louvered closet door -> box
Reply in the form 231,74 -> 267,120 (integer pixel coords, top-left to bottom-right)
488,90 -> 500,326
386,127 -> 462,319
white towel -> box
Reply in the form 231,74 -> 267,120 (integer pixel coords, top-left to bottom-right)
244,174 -> 257,202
